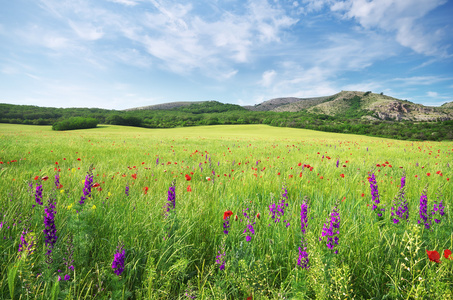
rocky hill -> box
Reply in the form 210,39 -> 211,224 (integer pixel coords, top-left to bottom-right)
124,101 -> 207,111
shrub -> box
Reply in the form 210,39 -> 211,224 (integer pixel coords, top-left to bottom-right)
52,117 -> 98,131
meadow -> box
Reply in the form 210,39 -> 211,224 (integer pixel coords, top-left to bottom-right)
0,123 -> 451,299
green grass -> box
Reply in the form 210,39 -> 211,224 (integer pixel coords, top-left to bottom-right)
0,124 -> 452,299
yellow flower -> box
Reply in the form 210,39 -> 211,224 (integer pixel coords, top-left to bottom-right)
92,205 -> 96,210
67,204 -> 73,210
108,192 -> 112,197
71,168 -> 76,173
60,189 -> 65,194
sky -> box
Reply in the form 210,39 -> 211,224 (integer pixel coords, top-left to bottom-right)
1,0 -> 453,110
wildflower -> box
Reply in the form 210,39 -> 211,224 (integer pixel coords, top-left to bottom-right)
336,159 -> 339,168
418,185 -> 430,229
54,173 -> 62,189
43,195 -> 57,258
269,186 -> 290,225
185,174 -> 191,181
391,175 -> 409,224
297,197 -> 309,269
35,182 -> 43,205
432,185 -> 445,224
223,210 -> 233,220
18,227 -> 35,258
319,201 -> 340,254
125,184 -> 129,196
444,249 -> 452,260
165,180 -> 176,213
426,250 -> 441,263
368,173 -> 384,217
112,243 -> 125,276
144,186 -> 149,194
80,167 -> 94,205
215,243 -> 226,270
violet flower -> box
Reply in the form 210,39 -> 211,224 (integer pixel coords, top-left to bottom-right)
368,173 -> 384,217
215,243 -> 226,270
165,180 -> 176,213
391,175 -> 409,224
417,185 -> 430,229
269,186 -> 290,226
43,196 -> 57,257
319,202 -> 340,254
297,197 -> 309,269
433,185 -> 445,224
80,169 -> 94,205
35,183 -> 43,205
18,227 -> 35,258
54,173 -> 60,188
222,217 -> 230,235
112,244 -> 125,276
125,184 -> 129,196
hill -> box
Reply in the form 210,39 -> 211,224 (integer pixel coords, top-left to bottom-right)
1,91 -> 453,140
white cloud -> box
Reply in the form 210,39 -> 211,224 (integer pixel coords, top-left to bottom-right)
330,0 -> 449,57
427,91 -> 438,97
260,70 -> 276,87
68,20 -> 104,41
392,76 -> 452,86
106,0 -> 141,6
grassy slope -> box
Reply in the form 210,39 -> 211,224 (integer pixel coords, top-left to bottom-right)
1,124 -> 452,299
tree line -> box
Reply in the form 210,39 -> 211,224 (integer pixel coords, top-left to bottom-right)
1,101 -> 452,141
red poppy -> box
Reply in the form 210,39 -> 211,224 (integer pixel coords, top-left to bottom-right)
34,175 -> 39,180
42,176 -> 49,181
92,183 -> 100,188
426,250 -> 441,263
57,184 -> 63,189
427,173 -> 431,176
77,158 -> 81,161
256,213 -> 260,219
185,174 -> 191,181
223,210 -> 233,220
55,162 -> 58,165
235,215 -> 238,221
144,186 -> 149,194
361,193 -> 365,197
247,296 -> 253,300
187,185 -> 192,192
340,174 -> 345,178
444,249 -> 452,260
298,162 -> 302,166
132,174 -> 137,179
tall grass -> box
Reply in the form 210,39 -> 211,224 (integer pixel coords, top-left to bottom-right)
0,124 -> 451,299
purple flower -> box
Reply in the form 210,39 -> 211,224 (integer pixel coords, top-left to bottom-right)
297,197 -> 309,269
18,227 -> 35,257
125,184 -> 129,196
215,243 -> 226,270
64,274 -> 71,281
35,183 -> 43,205
391,176 -> 409,224
336,159 -> 339,168
156,157 -> 159,165
319,202 -> 340,254
243,208 -> 256,242
43,196 -> 57,257
269,186 -> 290,225
165,181 -> 176,213
54,173 -> 60,188
432,185 -> 445,224
222,217 -> 230,235
368,173 -> 384,217
297,245 -> 309,269
417,186 -> 430,229
80,168 -> 94,205
111,244 -> 125,276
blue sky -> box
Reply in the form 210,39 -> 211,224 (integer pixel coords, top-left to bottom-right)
1,0 -> 452,110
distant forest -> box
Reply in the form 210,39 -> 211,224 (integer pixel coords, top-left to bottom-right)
1,101 -> 452,141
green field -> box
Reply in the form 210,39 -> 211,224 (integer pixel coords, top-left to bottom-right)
0,124 -> 452,299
